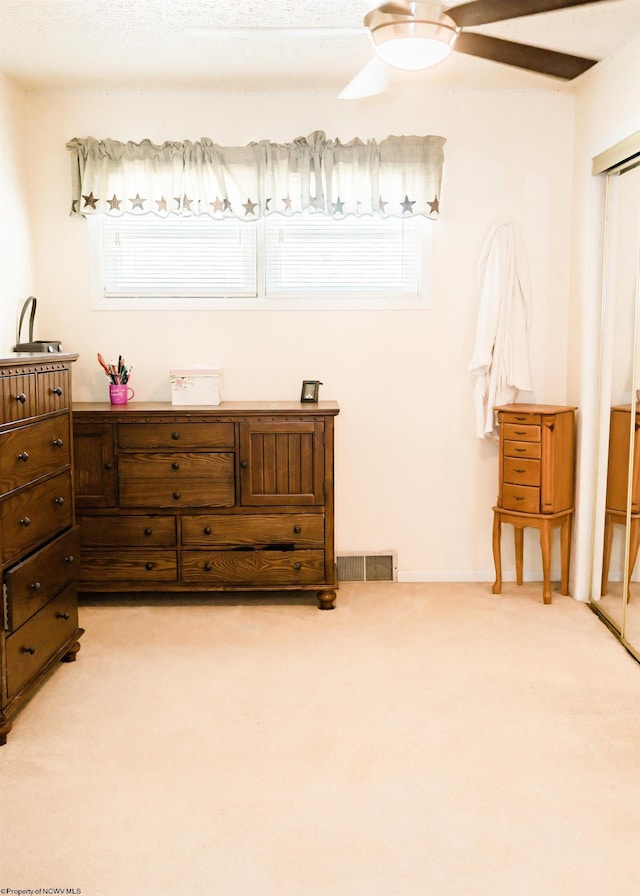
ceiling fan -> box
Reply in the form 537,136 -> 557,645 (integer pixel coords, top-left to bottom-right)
339,0 -> 615,98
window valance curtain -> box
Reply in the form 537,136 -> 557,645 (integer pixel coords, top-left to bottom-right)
66,131 -> 445,221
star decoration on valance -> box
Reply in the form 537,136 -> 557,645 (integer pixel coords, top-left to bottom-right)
156,196 -> 168,212
401,195 -> 416,214
428,196 -> 439,215
243,198 -> 257,216
107,194 -> 121,211
82,192 -> 98,209
210,197 -> 224,213
332,197 -> 345,215
130,193 -> 146,210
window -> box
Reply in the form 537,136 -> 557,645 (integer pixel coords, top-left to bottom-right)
88,213 -> 433,311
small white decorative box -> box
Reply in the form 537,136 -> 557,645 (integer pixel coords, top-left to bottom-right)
170,366 -> 223,406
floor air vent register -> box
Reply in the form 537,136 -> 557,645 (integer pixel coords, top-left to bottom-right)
336,553 -> 397,582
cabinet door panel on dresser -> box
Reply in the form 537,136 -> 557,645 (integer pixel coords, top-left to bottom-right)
1,353 -> 83,745
72,402 -> 339,609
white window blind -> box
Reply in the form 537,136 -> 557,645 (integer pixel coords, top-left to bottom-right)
265,215 -> 421,297
101,216 -> 257,298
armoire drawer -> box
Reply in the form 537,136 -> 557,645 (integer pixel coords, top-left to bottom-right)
181,513 -> 325,546
78,514 -> 176,547
502,423 -> 541,443
0,415 -> 71,493
5,583 -> 78,698
503,457 -> 540,487
502,484 -> 540,513
182,549 -> 326,585
503,439 -> 541,459
37,369 -> 71,415
118,422 -> 235,450
0,470 -> 73,563
79,548 -> 178,583
4,527 -> 80,631
1,372 -> 37,425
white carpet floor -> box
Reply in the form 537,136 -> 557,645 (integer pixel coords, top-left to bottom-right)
2,582 -> 639,896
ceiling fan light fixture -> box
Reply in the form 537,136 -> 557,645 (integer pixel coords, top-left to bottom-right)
365,3 -> 458,71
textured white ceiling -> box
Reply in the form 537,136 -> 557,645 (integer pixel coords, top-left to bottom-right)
1,0 -> 640,94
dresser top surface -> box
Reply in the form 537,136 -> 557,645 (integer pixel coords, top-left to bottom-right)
494,403 -> 577,414
0,351 -> 78,369
73,400 -> 339,417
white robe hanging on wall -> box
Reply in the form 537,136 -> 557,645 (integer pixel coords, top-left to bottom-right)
469,219 -> 532,439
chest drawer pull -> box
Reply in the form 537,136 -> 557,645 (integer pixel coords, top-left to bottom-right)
144,528 -> 153,536
18,451 -> 30,462
514,430 -> 527,436
20,517 -> 31,527
56,611 -> 70,620
23,646 -> 36,655
145,562 -> 155,571
171,432 -> 180,440
172,492 -> 181,501
514,447 -> 526,453
513,468 -> 525,473
52,387 -> 63,396
293,525 -> 302,534
54,496 -> 65,506
204,526 -> 212,535
204,561 -> 213,571
64,554 -> 75,563
514,495 -> 525,501
240,460 -> 248,469
293,562 -> 302,571
171,462 -> 180,471
52,438 -> 64,447
104,462 -> 113,470
16,392 -> 27,404
30,581 -> 41,591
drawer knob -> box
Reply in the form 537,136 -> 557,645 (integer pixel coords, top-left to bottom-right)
16,392 -> 27,404
31,581 -> 41,591
52,386 -> 63,396
23,646 -> 36,655
293,562 -> 302,571
52,438 -> 64,447
54,496 -> 65,506
293,525 -> 302,534
204,561 -> 213,572
145,562 -> 155,571
64,555 -> 75,563
144,527 -> 153,536
240,460 -> 248,469
172,492 -> 181,501
104,462 -> 113,471
56,611 -> 70,620
204,526 -> 212,535
20,516 -> 31,527
171,462 -> 180,471
18,451 -> 29,462
171,432 -> 180,440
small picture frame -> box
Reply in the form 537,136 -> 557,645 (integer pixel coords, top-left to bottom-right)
301,380 -> 322,402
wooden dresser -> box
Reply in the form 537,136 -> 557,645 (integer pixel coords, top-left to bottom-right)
72,401 -> 339,609
1,353 -> 83,745
492,403 -> 576,603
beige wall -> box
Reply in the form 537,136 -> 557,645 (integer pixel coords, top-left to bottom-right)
0,74 -> 36,348
8,83 -> 579,580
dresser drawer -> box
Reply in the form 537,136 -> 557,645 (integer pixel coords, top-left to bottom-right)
503,457 -> 540,487
502,484 -> 540,513
0,471 -> 73,563
37,369 -> 71,414
503,439 -> 541,459
502,423 -> 541,442
182,513 -> 325,546
5,527 -> 80,631
182,549 -> 326,585
1,372 -> 37,424
118,423 -> 235,450
79,549 -> 178,583
78,514 -> 176,547
0,415 -> 71,493
119,478 -> 235,509
5,583 -> 79,698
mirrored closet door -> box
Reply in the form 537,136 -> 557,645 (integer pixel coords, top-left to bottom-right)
591,134 -> 640,662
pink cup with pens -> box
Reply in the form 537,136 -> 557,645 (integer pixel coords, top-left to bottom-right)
109,384 -> 135,405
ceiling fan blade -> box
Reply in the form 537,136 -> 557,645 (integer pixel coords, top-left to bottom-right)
377,2 -> 414,14
447,0 -> 614,28
338,56 -> 391,99
453,31 -> 597,78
